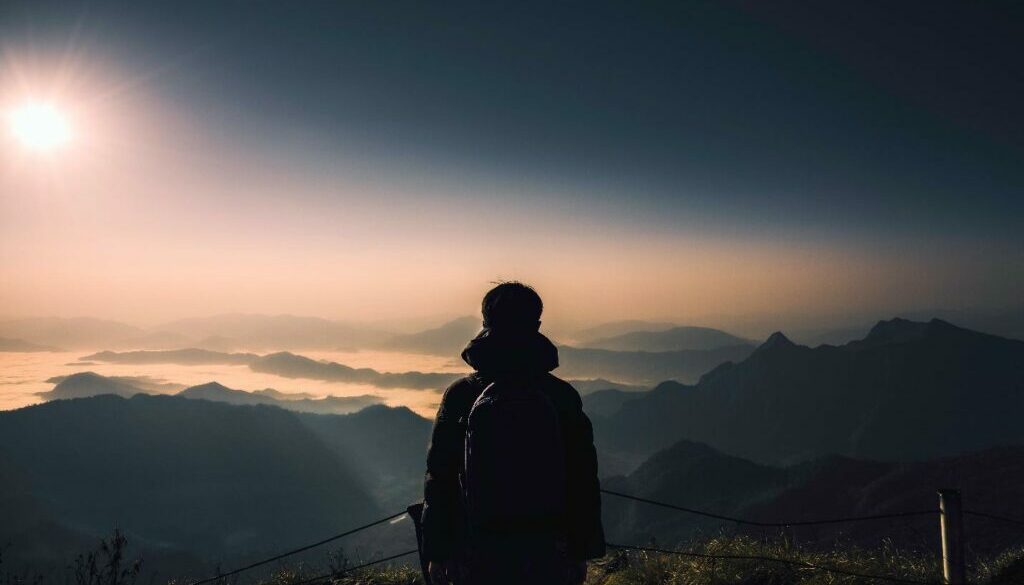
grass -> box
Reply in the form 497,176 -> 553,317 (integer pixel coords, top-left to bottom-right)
8,533 -> 1023,585
588,536 -> 940,584
253,536 -> 1024,585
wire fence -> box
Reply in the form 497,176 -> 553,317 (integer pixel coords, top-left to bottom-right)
190,510 -> 409,585
600,488 -> 939,527
963,510 -> 1024,528
187,488 -> 1024,585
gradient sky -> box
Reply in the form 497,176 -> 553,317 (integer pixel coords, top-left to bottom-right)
1,1 -> 1022,331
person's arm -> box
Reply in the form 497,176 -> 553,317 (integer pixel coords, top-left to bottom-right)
421,381 -> 467,562
564,387 -> 606,560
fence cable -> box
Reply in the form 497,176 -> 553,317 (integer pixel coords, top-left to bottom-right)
964,509 -> 1024,528
190,510 -> 408,585
607,543 -> 935,585
601,489 -> 938,527
190,490 -> 948,585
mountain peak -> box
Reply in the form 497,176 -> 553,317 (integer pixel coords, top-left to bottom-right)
183,381 -> 234,393
754,331 -> 796,354
40,371 -> 144,401
860,317 -> 963,347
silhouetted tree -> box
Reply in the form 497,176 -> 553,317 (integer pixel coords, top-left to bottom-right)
71,530 -> 141,585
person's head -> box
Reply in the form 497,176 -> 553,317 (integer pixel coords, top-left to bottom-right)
481,281 -> 543,333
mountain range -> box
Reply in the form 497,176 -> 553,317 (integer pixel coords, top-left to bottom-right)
570,320 -> 679,344
0,395 -> 393,575
7,316 -> 1024,577
0,317 -> 144,350
0,337 -> 58,352
602,440 -> 1024,556
0,315 -> 394,352
80,343 -> 748,389
557,343 -> 755,385
375,315 -> 480,355
579,326 -> 752,352
39,372 -> 383,415
594,318 -> 1024,471
82,348 -> 259,365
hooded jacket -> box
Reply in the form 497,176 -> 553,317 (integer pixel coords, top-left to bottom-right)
420,327 -> 606,561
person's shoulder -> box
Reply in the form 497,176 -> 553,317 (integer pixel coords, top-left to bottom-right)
542,373 -> 583,408
437,373 -> 486,416
443,373 -> 485,396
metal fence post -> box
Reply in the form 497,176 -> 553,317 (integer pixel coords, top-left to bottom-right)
939,489 -> 966,585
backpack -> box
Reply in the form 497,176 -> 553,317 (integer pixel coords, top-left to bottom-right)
461,377 -> 568,534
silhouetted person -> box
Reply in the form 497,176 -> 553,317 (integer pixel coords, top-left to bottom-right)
421,282 -> 605,585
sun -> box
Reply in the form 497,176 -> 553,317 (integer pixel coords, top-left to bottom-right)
8,102 -> 72,152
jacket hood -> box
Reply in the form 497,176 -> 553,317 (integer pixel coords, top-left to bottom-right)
461,327 -> 559,375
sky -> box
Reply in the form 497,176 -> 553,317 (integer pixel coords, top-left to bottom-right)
1,1 -> 1022,332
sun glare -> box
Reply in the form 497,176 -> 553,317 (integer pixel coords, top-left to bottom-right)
8,102 -> 72,152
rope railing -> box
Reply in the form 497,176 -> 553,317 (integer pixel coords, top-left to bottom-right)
600,488 -> 940,527
188,489 -> 960,585
964,509 -> 1024,528
189,509 -> 408,585
184,489 -> 983,585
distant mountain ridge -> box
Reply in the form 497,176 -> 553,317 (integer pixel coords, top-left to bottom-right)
38,372 -> 151,400
39,372 -> 382,415
82,348 -> 258,365
595,318 -> 1024,470
42,373 -> 184,397
82,344 -> 732,389
572,320 -> 678,343
0,317 -> 143,350
557,343 -> 755,385
250,352 -> 462,389
377,315 -> 479,355
580,326 -> 752,352
0,337 -> 58,352
80,348 -> 464,390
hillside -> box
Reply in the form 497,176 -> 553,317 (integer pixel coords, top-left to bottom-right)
179,381 -> 382,414
302,404 -> 433,509
581,326 -> 752,352
594,318 -> 1024,468
0,395 -> 384,570
582,388 -> 644,418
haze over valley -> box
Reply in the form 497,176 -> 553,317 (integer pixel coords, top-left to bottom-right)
3,313 -> 1024,577
0,312 -> 764,416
